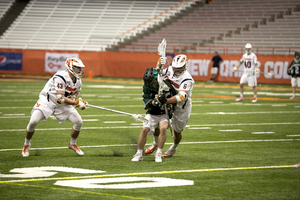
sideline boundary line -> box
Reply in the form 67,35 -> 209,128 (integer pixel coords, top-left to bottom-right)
0,165 -> 292,184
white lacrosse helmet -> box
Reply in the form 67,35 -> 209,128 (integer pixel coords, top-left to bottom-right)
65,58 -> 85,79
245,43 -> 252,54
172,54 -> 188,77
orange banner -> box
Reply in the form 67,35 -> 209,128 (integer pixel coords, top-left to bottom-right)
0,49 -> 294,85
186,54 -> 293,84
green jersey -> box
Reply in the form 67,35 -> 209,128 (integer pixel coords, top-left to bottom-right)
287,59 -> 300,77
142,80 -> 177,115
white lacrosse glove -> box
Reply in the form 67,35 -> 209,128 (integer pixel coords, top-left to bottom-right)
255,68 -> 260,74
232,67 -> 238,72
160,57 -> 167,65
57,94 -> 65,104
132,114 -> 148,123
69,95 -> 76,101
75,98 -> 88,110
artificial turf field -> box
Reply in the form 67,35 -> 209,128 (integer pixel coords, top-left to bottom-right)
0,76 -> 299,200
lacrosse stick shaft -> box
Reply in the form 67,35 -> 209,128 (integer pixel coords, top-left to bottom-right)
88,104 -> 133,116
157,38 -> 174,137
88,104 -> 148,123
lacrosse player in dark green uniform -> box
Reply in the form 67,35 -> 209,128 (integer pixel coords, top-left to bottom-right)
287,51 -> 300,99
132,67 -> 177,162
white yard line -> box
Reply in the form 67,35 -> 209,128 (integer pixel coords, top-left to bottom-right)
0,139 -> 298,152
252,132 -> 275,134
1,122 -> 300,132
186,122 -> 300,127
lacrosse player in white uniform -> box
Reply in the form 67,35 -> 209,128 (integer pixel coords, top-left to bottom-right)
145,54 -> 194,157
232,43 -> 260,103
22,58 -> 88,157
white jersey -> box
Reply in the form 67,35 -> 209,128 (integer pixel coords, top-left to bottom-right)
240,52 -> 258,75
39,70 -> 82,109
162,66 -> 194,110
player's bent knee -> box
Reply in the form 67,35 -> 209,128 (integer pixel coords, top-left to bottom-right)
72,119 -> 83,131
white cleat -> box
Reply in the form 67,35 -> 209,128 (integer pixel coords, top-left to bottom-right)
235,97 -> 244,102
155,153 -> 162,162
131,154 -> 143,162
22,144 -> 31,157
290,96 -> 295,99
68,143 -> 84,156
162,148 -> 177,157
252,97 -> 257,103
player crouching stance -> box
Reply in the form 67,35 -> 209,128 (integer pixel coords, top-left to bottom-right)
132,67 -> 176,162
22,58 -> 88,157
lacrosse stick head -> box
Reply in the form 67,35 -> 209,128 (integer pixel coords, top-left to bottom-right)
158,38 -> 167,57
132,114 -> 149,123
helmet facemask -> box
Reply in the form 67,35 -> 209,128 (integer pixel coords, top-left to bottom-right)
65,58 -> 85,79
173,65 -> 186,78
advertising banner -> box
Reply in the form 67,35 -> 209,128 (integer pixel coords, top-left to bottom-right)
0,52 -> 22,71
45,52 -> 79,72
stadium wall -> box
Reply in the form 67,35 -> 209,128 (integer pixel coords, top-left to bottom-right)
0,49 -> 293,84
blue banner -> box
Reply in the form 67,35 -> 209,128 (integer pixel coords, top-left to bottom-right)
0,52 -> 23,71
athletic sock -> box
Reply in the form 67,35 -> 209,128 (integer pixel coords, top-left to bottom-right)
153,135 -> 158,145
137,149 -> 143,155
70,137 -> 77,145
24,138 -> 31,146
240,93 -> 243,98
171,143 -> 179,149
254,94 -> 257,98
157,148 -> 163,154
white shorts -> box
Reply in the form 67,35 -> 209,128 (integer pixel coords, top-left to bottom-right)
291,77 -> 300,87
172,104 -> 191,133
240,73 -> 257,87
31,99 -> 78,124
143,114 -> 168,135
211,67 -> 218,75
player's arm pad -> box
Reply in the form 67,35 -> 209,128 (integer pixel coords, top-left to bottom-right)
175,91 -> 187,103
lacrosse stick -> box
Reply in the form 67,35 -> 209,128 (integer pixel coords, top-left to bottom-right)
234,70 -> 275,77
87,104 -> 148,123
157,38 -> 174,137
